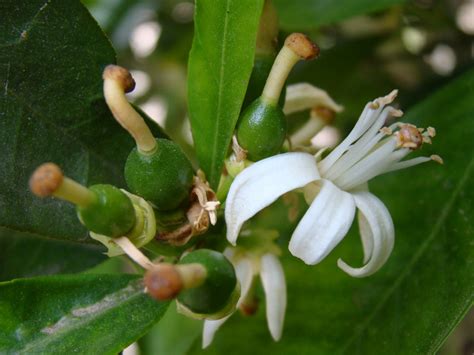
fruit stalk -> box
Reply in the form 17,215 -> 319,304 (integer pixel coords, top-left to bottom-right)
103,65 -> 157,154
261,33 -> 319,105
29,163 -> 95,207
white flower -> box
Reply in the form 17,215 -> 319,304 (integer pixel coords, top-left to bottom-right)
283,82 -> 343,115
284,83 -> 344,147
225,90 -> 442,277
202,247 -> 286,348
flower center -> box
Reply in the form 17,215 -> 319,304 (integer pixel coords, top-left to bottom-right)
315,91 -> 441,192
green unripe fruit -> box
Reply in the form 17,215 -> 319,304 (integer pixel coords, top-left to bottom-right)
125,138 -> 194,211
77,184 -> 136,238
237,33 -> 319,161
237,98 -> 287,161
177,249 -> 237,315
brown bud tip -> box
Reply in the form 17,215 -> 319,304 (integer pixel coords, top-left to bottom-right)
103,65 -> 136,93
239,297 -> 259,316
311,105 -> 336,124
29,163 -> 64,197
144,264 -> 183,300
284,33 -> 320,60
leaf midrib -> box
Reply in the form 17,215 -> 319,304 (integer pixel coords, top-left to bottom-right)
18,278 -> 143,353
340,153 -> 474,352
209,0 -> 232,186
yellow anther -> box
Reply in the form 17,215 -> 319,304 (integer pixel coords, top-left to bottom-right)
427,127 -> 436,137
431,155 -> 444,164
380,127 -> 393,135
391,109 -> 404,117
422,136 -> 432,144
369,102 -> 380,110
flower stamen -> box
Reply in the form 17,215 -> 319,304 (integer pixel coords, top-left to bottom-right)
431,154 -> 444,164
395,123 -> 425,150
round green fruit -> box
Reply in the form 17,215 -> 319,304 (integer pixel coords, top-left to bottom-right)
237,98 -> 287,161
77,184 -> 135,237
177,249 -> 237,315
125,138 -> 194,211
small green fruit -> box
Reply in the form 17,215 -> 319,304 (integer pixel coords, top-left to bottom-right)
177,249 -> 237,315
236,33 -> 319,161
77,184 -> 136,237
237,98 -> 287,161
125,138 -> 194,211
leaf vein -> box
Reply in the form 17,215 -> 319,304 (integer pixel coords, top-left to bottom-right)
341,153 -> 474,352
210,0 -> 232,185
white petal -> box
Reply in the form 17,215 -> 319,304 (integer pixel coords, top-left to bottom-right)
289,179 -> 356,264
359,211 -> 373,264
283,83 -> 343,115
225,152 -> 320,245
337,191 -> 394,277
348,185 -> 371,263
202,317 -> 230,348
234,258 -> 255,306
260,253 -> 286,341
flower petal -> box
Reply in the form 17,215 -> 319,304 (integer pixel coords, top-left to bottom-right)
337,191 -> 394,277
348,185 -> 372,263
359,210 -> 373,264
225,152 -> 320,245
234,257 -> 255,306
202,317 -> 230,349
283,83 -> 343,115
289,179 -> 356,264
260,253 -> 286,341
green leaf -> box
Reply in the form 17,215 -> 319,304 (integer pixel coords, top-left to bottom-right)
187,0 -> 264,188
0,0 -> 164,246
274,0 -> 406,30
0,274 -> 169,354
0,232 -> 105,281
189,69 -> 474,354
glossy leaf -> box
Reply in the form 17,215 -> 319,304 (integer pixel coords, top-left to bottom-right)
0,0 -> 164,247
274,0 -> 406,30
187,0 -> 264,188
190,69 -> 474,354
0,274 -> 169,354
0,232 -> 105,281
